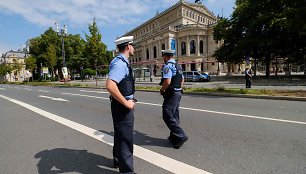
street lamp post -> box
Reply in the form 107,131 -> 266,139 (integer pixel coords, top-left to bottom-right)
55,23 -> 68,83
24,40 -> 30,82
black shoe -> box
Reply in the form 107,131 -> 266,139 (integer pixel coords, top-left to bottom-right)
167,135 -> 175,144
173,136 -> 188,149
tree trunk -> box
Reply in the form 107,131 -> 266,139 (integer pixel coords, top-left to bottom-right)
265,52 -> 271,77
304,54 -> 306,76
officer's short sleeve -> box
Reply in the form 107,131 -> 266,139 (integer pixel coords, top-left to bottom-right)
162,65 -> 173,79
108,61 -> 127,83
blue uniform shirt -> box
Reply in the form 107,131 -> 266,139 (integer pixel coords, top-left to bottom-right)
109,54 -> 134,99
162,58 -> 183,91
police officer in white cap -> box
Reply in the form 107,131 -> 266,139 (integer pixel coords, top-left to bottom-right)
159,49 -> 188,149
106,36 -> 137,174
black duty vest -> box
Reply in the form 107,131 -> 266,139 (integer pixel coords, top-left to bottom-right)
117,57 -> 135,96
160,61 -> 183,89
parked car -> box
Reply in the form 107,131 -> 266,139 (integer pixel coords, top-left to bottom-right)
183,71 -> 211,82
72,74 -> 81,80
200,72 -> 211,81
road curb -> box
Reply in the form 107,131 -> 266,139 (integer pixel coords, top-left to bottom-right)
135,90 -> 306,102
25,83 -> 306,102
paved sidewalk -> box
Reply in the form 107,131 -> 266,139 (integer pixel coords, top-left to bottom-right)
55,76 -> 306,102
68,76 -> 306,91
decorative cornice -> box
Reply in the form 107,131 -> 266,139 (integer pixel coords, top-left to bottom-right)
125,0 -> 216,36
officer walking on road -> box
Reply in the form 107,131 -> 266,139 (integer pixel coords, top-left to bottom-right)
159,49 -> 188,149
245,66 -> 252,88
106,36 -> 137,174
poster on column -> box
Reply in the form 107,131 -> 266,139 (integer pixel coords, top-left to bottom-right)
42,67 -> 49,74
62,67 -> 68,78
170,38 -> 176,55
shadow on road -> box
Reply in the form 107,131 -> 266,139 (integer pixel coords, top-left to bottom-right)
96,130 -> 171,148
35,148 -> 117,174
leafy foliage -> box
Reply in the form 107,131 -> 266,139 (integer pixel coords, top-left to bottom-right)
213,0 -> 306,76
28,19 -> 110,80
84,18 -> 107,69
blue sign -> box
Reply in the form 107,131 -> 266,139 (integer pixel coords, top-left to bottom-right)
171,38 -> 176,55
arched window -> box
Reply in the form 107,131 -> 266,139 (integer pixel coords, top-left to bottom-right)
146,49 -> 149,60
200,40 -> 204,54
181,42 -> 186,55
190,40 -> 196,54
161,43 -> 165,50
153,46 -> 157,58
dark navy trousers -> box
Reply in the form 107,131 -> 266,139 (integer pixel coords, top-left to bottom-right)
246,78 -> 252,88
162,91 -> 187,142
111,98 -> 134,174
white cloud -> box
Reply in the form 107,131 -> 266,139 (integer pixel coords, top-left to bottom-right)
0,43 -> 15,54
0,0 -> 158,27
0,0 -> 235,28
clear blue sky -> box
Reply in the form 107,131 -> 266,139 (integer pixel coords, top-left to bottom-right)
0,0 -> 235,54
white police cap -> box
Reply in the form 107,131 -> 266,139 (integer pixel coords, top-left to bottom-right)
115,36 -> 134,47
162,49 -> 175,55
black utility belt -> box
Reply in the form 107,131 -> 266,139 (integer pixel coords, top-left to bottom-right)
109,96 -> 137,103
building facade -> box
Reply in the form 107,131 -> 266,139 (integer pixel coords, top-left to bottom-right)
1,50 -> 31,82
124,0 -> 226,75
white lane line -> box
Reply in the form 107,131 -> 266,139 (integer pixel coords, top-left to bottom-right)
38,90 -> 49,93
0,94 -> 211,174
0,88 -> 5,90
24,88 -> 32,91
62,93 -> 109,100
80,89 -> 109,94
63,93 -> 306,126
39,95 -> 69,102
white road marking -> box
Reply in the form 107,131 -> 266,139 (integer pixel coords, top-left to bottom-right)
38,90 -> 49,93
80,89 -> 109,94
0,88 -> 5,90
62,93 -> 109,100
39,95 -> 69,102
63,93 -> 306,126
0,94 -> 211,174
24,88 -> 32,91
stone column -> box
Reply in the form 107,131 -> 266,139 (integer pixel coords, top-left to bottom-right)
176,37 -> 179,59
187,36 -> 190,56
197,35 -> 200,56
158,40 -> 161,59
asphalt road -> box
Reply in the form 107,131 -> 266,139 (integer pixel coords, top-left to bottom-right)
1,84 -> 306,174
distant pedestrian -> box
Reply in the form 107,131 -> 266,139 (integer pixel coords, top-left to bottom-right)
245,67 -> 252,88
106,36 -> 137,174
159,49 -> 188,149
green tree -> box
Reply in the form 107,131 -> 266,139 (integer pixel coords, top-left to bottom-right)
45,44 -> 57,78
0,64 -> 8,81
213,0 -> 306,77
25,57 -> 37,82
84,18 -> 107,69
29,28 -> 87,79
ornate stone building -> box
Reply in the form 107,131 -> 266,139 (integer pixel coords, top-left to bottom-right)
124,0 -> 225,75
1,50 -> 31,82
